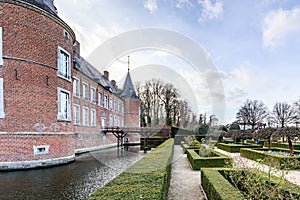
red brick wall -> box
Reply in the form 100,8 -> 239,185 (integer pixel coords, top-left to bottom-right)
0,133 -> 75,162
72,70 -> 125,134
0,2 -> 74,132
124,98 -> 140,127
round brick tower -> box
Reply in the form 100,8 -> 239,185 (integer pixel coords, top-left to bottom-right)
0,0 -> 76,170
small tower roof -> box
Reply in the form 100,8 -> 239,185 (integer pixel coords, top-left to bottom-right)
120,56 -> 138,98
120,71 -> 138,98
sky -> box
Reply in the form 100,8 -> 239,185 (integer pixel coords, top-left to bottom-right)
55,0 -> 300,124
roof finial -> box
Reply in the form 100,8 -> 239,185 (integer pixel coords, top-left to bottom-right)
128,55 -> 130,72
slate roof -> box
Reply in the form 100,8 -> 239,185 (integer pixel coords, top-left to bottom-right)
120,71 -> 138,98
74,56 -> 119,94
23,0 -> 57,15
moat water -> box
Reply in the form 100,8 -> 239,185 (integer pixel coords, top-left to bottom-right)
0,146 -> 144,200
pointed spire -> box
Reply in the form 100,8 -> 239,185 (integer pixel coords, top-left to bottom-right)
128,55 -> 130,72
120,56 -> 138,99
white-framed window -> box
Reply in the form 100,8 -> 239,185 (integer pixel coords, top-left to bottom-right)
114,116 -> 117,127
57,46 -> 71,81
57,87 -> 71,121
73,104 -> 80,125
122,103 -> 124,114
33,145 -> 50,155
90,87 -> 96,104
101,112 -> 106,128
91,109 -> 96,127
109,114 -> 113,127
73,77 -> 80,98
118,117 -> 121,127
98,92 -> 103,107
82,82 -> 89,100
104,94 -> 108,109
114,100 -> 117,112
109,97 -> 113,110
82,106 -> 89,127
118,102 -> 120,113
0,78 -> 5,118
122,119 -> 125,127
0,27 -> 3,66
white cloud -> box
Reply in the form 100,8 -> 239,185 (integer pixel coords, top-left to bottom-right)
221,67 -> 252,86
70,23 -> 120,57
176,0 -> 194,9
227,88 -> 248,103
143,0 -> 158,14
198,0 -> 223,22
263,7 -> 300,49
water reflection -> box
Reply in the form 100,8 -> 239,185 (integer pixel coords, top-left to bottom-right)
0,146 -> 143,200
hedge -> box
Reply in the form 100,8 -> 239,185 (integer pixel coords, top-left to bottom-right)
88,138 -> 174,200
217,143 -> 262,153
181,143 -> 200,154
246,140 -> 265,146
186,149 -> 231,170
264,142 -> 300,151
202,168 -> 300,200
240,148 -> 300,169
201,168 -> 244,200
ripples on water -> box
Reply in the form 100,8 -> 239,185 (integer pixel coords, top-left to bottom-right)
0,146 -> 144,200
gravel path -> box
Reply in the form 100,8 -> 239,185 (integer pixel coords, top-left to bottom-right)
167,145 -> 207,200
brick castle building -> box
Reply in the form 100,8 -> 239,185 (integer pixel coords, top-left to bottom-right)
0,0 -> 140,170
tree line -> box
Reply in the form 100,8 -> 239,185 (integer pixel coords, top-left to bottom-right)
236,99 -> 300,129
135,79 -> 191,127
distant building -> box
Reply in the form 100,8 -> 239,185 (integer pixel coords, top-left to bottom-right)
0,0 -> 140,170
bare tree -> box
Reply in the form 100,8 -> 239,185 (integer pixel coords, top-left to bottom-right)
294,99 -> 300,127
236,107 -> 249,130
271,102 -> 297,128
136,79 -> 191,127
273,127 -> 300,156
236,99 -> 268,129
178,100 -> 191,128
159,83 -> 179,126
253,127 -> 276,150
150,79 -> 163,126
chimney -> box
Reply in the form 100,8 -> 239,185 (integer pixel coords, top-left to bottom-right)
104,71 -> 109,80
73,41 -> 80,58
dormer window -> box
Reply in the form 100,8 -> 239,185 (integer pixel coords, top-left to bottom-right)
64,30 -> 69,40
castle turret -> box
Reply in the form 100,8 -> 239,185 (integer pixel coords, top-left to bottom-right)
120,57 -> 140,127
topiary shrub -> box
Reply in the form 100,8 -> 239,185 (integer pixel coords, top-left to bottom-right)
217,143 -> 262,153
189,139 -> 201,149
240,148 -> 300,169
187,149 -> 232,170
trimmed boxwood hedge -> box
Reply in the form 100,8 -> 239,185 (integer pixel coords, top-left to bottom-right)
240,148 -> 300,169
264,142 -> 300,151
181,143 -> 200,154
246,140 -> 265,146
202,168 -> 300,200
88,138 -> 174,200
201,168 -> 244,200
217,143 -> 262,153
187,149 -> 231,170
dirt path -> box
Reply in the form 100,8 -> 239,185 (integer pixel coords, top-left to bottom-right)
167,145 -> 207,200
